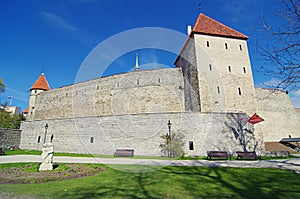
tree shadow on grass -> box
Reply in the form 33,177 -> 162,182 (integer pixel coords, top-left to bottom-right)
55,165 -> 300,199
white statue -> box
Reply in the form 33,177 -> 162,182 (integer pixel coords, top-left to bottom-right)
39,143 -> 54,171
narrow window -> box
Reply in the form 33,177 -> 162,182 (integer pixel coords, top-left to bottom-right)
158,78 -> 161,83
35,89 -> 37,93
97,86 -> 100,90
206,41 -> 210,47
228,65 -> 231,72
37,136 -> 41,143
90,137 -> 94,143
117,82 -> 120,87
225,43 -> 228,49
238,87 -> 242,96
209,64 -> 212,71
217,86 -> 220,94
66,93 -> 68,96
189,141 -> 194,150
239,44 -> 242,51
243,67 -> 246,73
137,79 -> 139,85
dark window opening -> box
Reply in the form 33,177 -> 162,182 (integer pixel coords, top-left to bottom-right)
66,93 -> 68,96
228,65 -> 231,72
239,44 -> 242,51
51,134 -> 54,143
90,137 -> 94,143
217,86 -> 220,94
209,64 -> 212,71
35,89 -> 37,93
243,67 -> 246,73
158,78 -> 161,83
206,41 -> 210,47
189,141 -> 194,150
238,87 -> 242,96
117,82 -> 120,87
97,86 -> 100,90
37,136 -> 41,143
137,79 -> 139,85
225,43 -> 228,49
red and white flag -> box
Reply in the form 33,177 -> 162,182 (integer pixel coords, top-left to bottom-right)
248,113 -> 264,124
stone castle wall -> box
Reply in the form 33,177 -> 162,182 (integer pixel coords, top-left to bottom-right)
255,88 -> 300,142
0,128 -> 21,149
20,112 -> 264,156
30,68 -> 184,120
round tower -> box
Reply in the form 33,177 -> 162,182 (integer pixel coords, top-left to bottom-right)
27,73 -> 50,120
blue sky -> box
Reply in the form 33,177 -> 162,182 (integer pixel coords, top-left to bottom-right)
0,0 -> 299,110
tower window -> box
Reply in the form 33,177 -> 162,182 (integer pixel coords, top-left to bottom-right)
209,64 -> 212,71
243,67 -> 246,73
189,141 -> 194,150
90,137 -> 94,143
97,86 -> 100,90
117,82 -> 120,87
158,78 -> 161,83
225,43 -> 228,49
217,86 -> 220,94
37,136 -> 41,143
228,66 -> 231,72
137,79 -> 140,85
206,41 -> 210,47
239,44 -> 242,51
238,87 -> 242,96
35,89 -> 37,93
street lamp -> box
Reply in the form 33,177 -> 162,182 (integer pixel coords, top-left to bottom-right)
43,123 -> 48,144
167,120 -> 172,136
167,120 -> 172,158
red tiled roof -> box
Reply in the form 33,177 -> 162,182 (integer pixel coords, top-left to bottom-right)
23,107 -> 29,114
30,73 -> 50,91
192,14 -> 248,39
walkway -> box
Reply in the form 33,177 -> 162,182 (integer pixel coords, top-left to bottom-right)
0,155 -> 299,173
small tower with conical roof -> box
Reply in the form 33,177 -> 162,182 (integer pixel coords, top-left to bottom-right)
26,73 -> 50,120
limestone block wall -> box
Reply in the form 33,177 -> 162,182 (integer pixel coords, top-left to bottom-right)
193,34 -> 257,115
20,112 -> 264,156
256,88 -> 300,142
0,128 -> 21,148
31,68 -> 184,120
175,35 -> 201,112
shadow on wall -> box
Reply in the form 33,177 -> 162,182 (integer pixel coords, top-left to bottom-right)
223,113 -> 259,152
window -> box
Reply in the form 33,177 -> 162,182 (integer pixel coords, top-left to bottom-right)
37,136 -> 41,143
243,67 -> 246,73
137,79 -> 139,85
217,86 -> 220,94
35,89 -> 37,93
97,86 -> 100,90
189,141 -> 194,150
209,64 -> 212,71
239,44 -> 242,51
238,87 -> 242,96
206,41 -> 210,47
117,82 -> 120,87
90,137 -> 94,143
228,65 -> 231,72
158,78 -> 161,83
66,93 -> 68,96
225,43 -> 228,49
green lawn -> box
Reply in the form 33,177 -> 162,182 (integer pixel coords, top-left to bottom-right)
0,164 -> 299,199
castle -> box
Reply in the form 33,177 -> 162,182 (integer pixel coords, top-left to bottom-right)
20,13 -> 300,156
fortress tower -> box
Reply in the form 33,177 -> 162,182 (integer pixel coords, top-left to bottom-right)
27,73 -> 50,121
175,14 -> 257,115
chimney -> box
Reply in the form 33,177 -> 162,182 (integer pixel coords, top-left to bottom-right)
187,25 -> 192,35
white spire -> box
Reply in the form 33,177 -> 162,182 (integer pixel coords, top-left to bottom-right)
134,52 -> 139,71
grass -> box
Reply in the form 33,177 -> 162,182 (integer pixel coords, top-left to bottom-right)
0,163 -> 299,198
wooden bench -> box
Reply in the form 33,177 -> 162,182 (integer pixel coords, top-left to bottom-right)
236,151 -> 261,160
0,148 -> 5,155
207,151 -> 230,160
114,149 -> 134,157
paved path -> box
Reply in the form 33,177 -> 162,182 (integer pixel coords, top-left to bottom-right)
1,155 -> 300,173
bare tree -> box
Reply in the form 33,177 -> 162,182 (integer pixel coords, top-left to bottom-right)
258,0 -> 300,90
0,78 -> 5,93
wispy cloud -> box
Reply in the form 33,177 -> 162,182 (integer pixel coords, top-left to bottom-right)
41,11 -> 77,31
5,87 -> 28,103
256,78 -> 282,88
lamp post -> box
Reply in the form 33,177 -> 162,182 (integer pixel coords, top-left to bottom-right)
167,120 -> 172,157
43,123 -> 48,144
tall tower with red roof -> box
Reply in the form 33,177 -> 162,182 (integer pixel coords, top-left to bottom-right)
175,14 -> 257,114
26,73 -> 50,120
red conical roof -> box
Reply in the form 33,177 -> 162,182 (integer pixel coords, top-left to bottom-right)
30,73 -> 50,91
192,14 -> 248,40
23,107 -> 29,114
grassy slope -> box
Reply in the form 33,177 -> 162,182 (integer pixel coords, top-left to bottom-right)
0,164 -> 299,199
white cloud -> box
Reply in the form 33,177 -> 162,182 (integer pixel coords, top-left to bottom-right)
256,78 -> 282,88
41,11 -> 77,31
